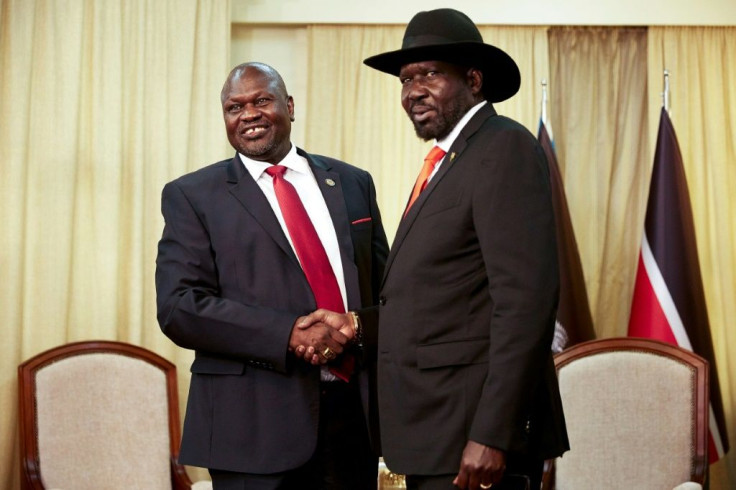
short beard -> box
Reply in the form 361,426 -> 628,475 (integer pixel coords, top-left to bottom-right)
410,100 -> 469,141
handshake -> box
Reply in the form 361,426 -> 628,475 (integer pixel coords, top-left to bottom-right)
288,309 -> 361,365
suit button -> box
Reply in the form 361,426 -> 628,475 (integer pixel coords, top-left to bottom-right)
379,296 -> 386,306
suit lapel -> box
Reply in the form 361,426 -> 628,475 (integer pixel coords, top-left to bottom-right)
302,149 -> 361,309
382,104 -> 497,286
225,154 -> 300,267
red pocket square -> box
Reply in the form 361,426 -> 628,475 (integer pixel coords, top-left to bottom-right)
351,217 -> 372,225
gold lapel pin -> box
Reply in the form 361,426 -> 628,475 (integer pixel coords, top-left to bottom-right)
450,152 -> 457,162
325,178 -> 336,187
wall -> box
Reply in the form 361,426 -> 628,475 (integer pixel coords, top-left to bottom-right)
232,0 -> 736,26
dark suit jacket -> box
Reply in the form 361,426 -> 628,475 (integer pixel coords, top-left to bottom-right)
155,148 -> 388,473
377,104 -> 569,475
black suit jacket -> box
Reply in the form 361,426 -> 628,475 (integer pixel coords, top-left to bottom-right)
155,148 -> 388,473
377,104 -> 569,475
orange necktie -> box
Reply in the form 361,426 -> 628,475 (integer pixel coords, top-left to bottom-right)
404,146 -> 446,216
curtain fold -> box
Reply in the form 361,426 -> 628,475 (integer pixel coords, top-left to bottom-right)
548,27 -> 650,340
0,1 -> 231,487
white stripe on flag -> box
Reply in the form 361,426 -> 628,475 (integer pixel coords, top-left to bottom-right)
640,234 -> 692,349
642,234 -> 726,459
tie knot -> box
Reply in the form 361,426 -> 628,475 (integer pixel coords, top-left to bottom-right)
265,165 -> 287,178
424,146 -> 447,166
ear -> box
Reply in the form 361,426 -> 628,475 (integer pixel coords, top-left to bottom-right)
287,95 -> 295,121
467,68 -> 484,97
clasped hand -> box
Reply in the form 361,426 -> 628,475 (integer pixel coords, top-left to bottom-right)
288,309 -> 355,364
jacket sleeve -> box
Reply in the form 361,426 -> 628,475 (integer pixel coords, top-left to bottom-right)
155,180 -> 297,373
468,125 -> 559,450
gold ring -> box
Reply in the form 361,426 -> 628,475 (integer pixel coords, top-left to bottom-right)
480,484 -> 493,489
322,347 -> 336,360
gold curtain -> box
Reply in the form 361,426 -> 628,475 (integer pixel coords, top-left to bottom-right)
0,0 -> 231,487
548,27 -> 650,340
305,25 -> 549,241
648,26 -> 736,488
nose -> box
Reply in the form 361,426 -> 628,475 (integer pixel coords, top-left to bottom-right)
403,78 -> 428,102
240,104 -> 261,121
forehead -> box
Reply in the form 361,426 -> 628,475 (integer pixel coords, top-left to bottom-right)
224,69 -> 281,99
399,60 -> 463,77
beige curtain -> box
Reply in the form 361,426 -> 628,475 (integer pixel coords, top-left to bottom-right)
648,26 -> 736,488
305,25 -> 549,241
0,0 -> 231,487
548,27 -> 650,340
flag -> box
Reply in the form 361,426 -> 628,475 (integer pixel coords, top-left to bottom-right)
628,107 -> 729,462
538,120 -> 596,352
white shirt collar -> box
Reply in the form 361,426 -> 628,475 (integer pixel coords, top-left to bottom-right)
435,100 -> 487,152
239,144 -> 310,181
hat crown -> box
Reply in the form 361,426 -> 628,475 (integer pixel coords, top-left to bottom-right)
402,9 -> 483,49
362,8 -> 521,103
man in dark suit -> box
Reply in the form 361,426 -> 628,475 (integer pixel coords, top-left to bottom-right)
155,62 -> 388,489
363,8 -> 569,490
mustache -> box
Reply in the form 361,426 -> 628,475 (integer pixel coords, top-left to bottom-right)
409,102 -> 436,113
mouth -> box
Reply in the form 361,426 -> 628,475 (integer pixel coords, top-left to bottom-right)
241,124 -> 269,138
410,105 -> 436,124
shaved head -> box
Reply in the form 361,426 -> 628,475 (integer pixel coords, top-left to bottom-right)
221,62 -> 288,104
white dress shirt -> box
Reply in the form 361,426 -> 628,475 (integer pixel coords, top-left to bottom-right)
239,145 -> 348,313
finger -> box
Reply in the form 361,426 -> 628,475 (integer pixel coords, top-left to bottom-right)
295,313 -> 319,329
454,471 -> 468,489
328,328 -> 350,347
468,471 -> 482,490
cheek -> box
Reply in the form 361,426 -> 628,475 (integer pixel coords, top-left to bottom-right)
224,116 -> 238,133
400,91 -> 411,112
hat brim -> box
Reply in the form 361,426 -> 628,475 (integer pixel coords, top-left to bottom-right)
363,42 -> 521,103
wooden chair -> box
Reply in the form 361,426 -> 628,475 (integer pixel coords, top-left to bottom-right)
18,340 -> 211,490
543,337 -> 709,490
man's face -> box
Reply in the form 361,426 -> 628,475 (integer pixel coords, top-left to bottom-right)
222,67 -> 294,164
399,60 -> 478,141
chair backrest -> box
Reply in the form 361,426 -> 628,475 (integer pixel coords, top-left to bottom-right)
550,337 -> 708,490
18,340 -> 193,490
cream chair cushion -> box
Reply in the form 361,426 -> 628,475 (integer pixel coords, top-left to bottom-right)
35,353 -> 172,489
556,350 -> 696,489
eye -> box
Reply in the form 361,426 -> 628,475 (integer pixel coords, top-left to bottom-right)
255,98 -> 270,106
226,104 -> 241,113
426,71 -> 438,78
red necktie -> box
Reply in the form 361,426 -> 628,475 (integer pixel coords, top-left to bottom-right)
265,165 -> 353,381
404,146 -> 446,216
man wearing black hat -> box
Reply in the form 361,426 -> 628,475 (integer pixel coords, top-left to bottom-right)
364,8 -> 569,490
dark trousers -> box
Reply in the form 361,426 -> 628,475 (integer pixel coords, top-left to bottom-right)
404,454 -> 541,490
209,379 -> 377,490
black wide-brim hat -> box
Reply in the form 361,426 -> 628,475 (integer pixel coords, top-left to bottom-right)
363,8 -> 521,103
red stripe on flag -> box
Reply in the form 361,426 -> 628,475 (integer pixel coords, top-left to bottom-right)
627,254 -> 677,344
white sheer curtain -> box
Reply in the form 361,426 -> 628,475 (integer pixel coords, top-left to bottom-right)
0,1 -> 231,487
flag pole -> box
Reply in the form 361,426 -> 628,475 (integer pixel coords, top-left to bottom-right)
541,79 -> 553,140
663,69 -> 671,114
541,79 -> 549,126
